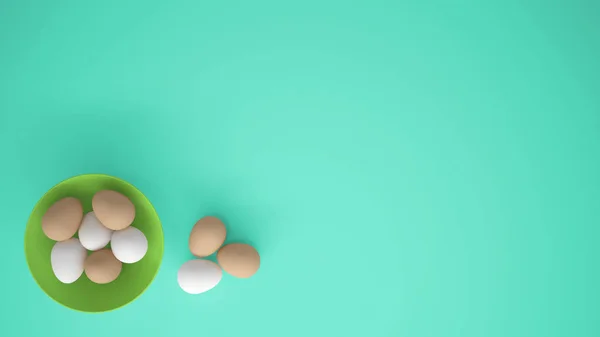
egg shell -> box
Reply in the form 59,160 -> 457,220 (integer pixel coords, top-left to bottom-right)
188,216 -> 227,257
217,243 -> 260,278
84,249 -> 122,284
51,238 -> 86,284
92,190 -> 135,230
110,226 -> 148,264
177,259 -> 222,294
42,197 -> 83,241
78,212 -> 113,251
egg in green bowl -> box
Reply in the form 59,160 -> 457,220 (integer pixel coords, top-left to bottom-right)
24,174 -> 164,312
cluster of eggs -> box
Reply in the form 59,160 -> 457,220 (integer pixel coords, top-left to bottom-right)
178,216 -> 260,294
43,191 -> 148,284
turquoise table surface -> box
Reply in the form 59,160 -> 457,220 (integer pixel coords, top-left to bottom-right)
1,1 -> 599,336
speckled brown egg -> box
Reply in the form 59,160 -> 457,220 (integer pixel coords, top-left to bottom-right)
189,216 -> 227,257
217,243 -> 260,278
84,249 -> 122,284
41,197 -> 83,241
92,190 -> 135,230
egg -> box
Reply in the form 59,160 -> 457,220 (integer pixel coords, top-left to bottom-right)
177,259 -> 222,294
84,249 -> 122,284
189,216 -> 227,257
42,197 -> 83,241
217,243 -> 260,278
92,190 -> 135,230
51,238 -> 86,284
78,212 -> 113,251
110,226 -> 148,263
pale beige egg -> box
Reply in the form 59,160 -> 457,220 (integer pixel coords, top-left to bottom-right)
189,216 -> 227,257
84,249 -> 122,284
41,197 -> 83,241
217,243 -> 260,278
92,190 -> 135,230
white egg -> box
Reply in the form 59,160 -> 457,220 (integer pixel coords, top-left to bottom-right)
110,226 -> 148,263
177,259 -> 222,294
51,238 -> 86,284
78,212 -> 113,251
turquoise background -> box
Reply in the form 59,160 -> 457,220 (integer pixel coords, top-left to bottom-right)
0,1 -> 599,336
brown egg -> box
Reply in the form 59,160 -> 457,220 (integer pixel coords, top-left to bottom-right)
217,243 -> 260,278
41,197 -> 83,241
92,190 -> 135,230
84,249 -> 122,284
189,216 -> 227,257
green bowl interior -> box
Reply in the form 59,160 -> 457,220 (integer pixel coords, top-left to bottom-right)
25,174 -> 164,312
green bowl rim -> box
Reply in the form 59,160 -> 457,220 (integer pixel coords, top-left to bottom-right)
24,173 -> 165,313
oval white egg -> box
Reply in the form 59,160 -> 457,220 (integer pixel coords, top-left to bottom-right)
51,238 -> 86,284
110,226 -> 148,263
177,259 -> 222,294
78,212 -> 113,251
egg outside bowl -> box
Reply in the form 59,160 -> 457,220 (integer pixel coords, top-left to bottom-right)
24,174 -> 164,313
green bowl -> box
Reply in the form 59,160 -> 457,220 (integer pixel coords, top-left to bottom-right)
24,174 -> 164,313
